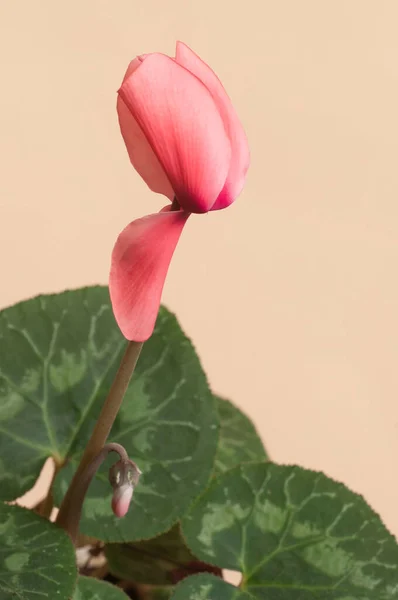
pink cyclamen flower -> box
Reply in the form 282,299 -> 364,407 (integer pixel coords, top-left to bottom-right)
110,41 -> 250,341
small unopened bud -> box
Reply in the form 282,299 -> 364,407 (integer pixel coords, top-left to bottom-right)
111,484 -> 133,517
109,459 -> 141,518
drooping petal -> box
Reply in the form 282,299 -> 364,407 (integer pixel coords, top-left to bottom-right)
117,57 -> 174,199
109,207 -> 190,341
175,42 -> 250,210
118,53 -> 231,213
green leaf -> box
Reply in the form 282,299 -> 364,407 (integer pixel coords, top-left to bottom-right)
104,398 -> 266,588
105,524 -> 196,585
214,396 -> 268,475
182,462 -> 398,599
139,586 -> 173,600
73,576 -> 129,599
170,574 -> 253,600
0,287 -> 218,542
106,523 -> 221,586
0,503 -> 76,599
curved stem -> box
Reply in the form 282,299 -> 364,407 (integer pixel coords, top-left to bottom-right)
56,443 -> 131,544
56,341 -> 143,542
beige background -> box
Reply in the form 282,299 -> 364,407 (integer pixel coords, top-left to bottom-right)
1,1 -> 398,535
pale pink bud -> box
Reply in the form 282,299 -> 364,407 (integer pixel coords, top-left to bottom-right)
109,459 -> 141,518
111,484 -> 134,518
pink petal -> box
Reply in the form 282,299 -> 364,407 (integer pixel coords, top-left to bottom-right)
109,207 -> 190,341
175,42 -> 250,210
117,94 -> 174,200
118,53 -> 231,213
122,57 -> 143,82
111,484 -> 133,518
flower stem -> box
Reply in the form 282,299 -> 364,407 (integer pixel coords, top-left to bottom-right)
56,340 -> 143,541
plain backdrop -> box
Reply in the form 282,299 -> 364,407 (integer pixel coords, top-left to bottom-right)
1,1 -> 398,536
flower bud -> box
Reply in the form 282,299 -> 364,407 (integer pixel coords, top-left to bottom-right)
109,459 -> 142,518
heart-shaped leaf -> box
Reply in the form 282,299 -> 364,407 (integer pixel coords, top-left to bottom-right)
0,287 -> 218,542
182,462 -> 398,599
104,397 -> 267,590
0,503 -> 76,599
214,396 -> 268,475
73,576 -> 129,599
170,574 -> 253,600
